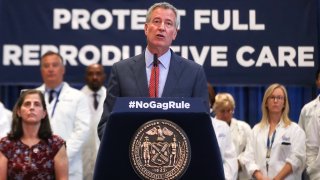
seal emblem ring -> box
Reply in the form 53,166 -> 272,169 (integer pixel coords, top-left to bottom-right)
130,119 -> 191,180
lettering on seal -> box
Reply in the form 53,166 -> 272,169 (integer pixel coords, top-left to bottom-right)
130,119 -> 191,180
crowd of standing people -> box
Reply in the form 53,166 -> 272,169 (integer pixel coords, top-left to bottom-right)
0,1 -> 319,180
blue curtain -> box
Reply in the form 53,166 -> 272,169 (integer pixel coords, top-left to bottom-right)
214,85 -> 315,127
0,84 -> 315,128
0,84 -> 38,110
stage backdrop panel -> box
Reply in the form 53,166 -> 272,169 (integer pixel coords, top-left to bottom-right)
0,0 -> 318,85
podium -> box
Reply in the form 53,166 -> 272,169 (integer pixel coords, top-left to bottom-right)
94,97 -> 224,179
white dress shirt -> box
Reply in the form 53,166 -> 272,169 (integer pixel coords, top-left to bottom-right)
212,117 -> 238,180
80,85 -> 107,180
299,95 -> 320,180
243,120 -> 306,180
0,102 -> 12,139
145,48 -> 170,97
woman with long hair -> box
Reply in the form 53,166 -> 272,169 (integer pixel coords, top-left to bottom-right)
0,89 -> 68,179
243,83 -> 306,180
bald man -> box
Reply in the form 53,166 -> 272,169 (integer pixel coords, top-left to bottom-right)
80,64 -> 107,180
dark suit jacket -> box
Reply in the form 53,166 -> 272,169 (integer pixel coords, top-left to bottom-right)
98,50 -> 209,139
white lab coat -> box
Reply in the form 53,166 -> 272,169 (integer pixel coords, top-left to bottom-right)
299,95 -> 320,131
37,82 -> 91,180
80,85 -> 106,180
299,95 -> 320,180
0,102 -> 12,139
243,120 -> 306,180
229,118 -> 252,180
212,117 -> 238,180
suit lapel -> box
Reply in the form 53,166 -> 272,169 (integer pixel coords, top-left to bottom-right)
162,52 -> 184,97
131,54 -> 149,96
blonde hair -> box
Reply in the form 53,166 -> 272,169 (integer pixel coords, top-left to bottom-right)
259,83 -> 291,128
212,93 -> 235,113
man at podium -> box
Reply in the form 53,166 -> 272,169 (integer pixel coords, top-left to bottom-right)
98,2 -> 209,139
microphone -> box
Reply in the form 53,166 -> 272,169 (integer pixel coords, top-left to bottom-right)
153,54 -> 158,67
152,53 -> 158,97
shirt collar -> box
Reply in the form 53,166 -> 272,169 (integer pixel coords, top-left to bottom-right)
145,48 -> 171,69
45,82 -> 64,93
266,119 -> 284,129
86,85 -> 104,97
93,90 -> 101,96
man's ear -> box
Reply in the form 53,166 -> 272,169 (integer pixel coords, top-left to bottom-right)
172,28 -> 178,40
144,23 -> 149,36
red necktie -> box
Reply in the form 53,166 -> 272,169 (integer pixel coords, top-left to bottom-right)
149,60 -> 159,97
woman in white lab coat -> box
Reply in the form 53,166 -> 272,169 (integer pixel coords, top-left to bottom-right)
243,83 -> 306,180
212,93 -> 252,180
208,83 -> 238,180
211,117 -> 238,180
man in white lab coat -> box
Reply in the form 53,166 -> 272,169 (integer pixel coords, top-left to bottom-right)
37,51 -> 91,180
81,64 -> 107,180
299,68 -> 320,180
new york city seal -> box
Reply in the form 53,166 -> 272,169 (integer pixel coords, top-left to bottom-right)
130,119 -> 191,180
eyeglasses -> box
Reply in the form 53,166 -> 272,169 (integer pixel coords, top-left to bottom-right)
268,96 -> 285,101
20,89 -> 30,95
217,109 -> 234,114
150,18 -> 175,29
